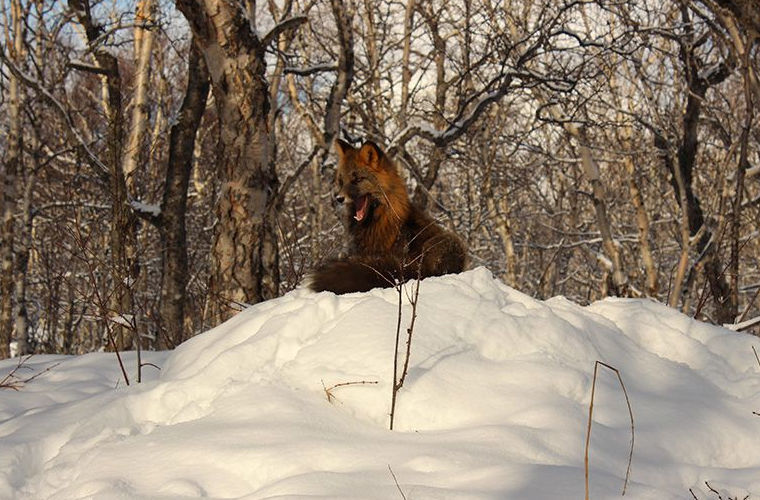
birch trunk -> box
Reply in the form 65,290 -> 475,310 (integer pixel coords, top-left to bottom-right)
13,168 -> 34,356
548,112 -> 628,297
1,0 -> 24,358
176,0 -> 292,323
399,0 -> 415,125
484,176 -> 517,287
123,0 -> 155,195
70,0 -> 138,350
413,4 -> 447,208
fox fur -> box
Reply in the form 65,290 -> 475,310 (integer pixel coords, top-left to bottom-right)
309,139 -> 467,294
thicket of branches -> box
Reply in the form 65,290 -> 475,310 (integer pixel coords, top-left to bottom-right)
0,0 -> 758,357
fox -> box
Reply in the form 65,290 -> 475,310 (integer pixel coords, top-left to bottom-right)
308,139 -> 467,294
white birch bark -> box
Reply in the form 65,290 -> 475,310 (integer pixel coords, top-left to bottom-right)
123,0 -> 156,195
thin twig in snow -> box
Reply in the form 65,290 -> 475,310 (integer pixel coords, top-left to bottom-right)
322,379 -> 378,404
388,465 -> 408,500
1,355 -> 61,391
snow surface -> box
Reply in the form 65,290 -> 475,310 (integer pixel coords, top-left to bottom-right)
1,268 -> 759,499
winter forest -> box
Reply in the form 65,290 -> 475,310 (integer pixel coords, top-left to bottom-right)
0,0 -> 758,357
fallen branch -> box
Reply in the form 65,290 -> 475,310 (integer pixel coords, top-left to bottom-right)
585,360 -> 635,499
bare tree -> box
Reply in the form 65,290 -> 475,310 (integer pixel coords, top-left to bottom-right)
151,40 -> 210,348
123,0 -> 157,196
68,0 -> 141,350
175,0 -> 307,324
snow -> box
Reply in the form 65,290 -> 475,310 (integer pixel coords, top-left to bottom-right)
129,200 -> 161,218
1,267 -> 759,499
725,315 -> 760,332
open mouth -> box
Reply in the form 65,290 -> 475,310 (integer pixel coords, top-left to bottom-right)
353,194 -> 369,222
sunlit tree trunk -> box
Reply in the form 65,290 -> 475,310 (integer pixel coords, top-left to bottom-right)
1,0 -> 25,358
123,0 -> 156,195
70,0 -> 138,350
412,2 -> 447,208
176,0 -> 306,324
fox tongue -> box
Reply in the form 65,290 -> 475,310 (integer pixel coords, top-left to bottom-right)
354,195 -> 369,222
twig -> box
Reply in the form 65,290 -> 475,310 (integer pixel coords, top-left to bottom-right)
390,280 -> 404,430
69,220 -> 130,386
0,355 -> 32,390
389,266 -> 421,430
388,465 -> 408,500
397,277 -> 421,391
705,482 -> 723,499
585,360 -> 635,499
322,379 -> 378,404
1,355 -> 61,390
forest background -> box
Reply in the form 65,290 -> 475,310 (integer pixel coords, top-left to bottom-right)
0,0 -> 758,357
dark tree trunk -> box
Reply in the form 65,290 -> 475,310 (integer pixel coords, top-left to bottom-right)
656,9 -> 735,323
157,40 -> 210,348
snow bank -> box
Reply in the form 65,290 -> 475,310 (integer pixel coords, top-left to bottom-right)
1,268 -> 758,499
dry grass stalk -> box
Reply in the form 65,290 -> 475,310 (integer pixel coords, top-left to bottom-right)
585,360 -> 635,499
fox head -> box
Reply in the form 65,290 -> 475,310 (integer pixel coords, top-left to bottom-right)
333,139 -> 410,225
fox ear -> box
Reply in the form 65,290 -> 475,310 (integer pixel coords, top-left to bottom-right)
358,141 -> 385,169
334,139 -> 355,160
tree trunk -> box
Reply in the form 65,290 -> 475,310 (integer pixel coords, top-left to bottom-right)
123,0 -> 156,195
13,166 -> 34,355
70,0 -> 138,350
486,184 -> 518,287
413,5 -> 447,208
622,137 -> 657,297
157,40 -> 210,348
176,0 -> 286,325
554,116 -> 628,297
1,0 -> 24,358
659,18 -> 734,321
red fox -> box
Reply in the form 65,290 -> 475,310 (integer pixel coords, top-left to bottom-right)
309,140 -> 467,294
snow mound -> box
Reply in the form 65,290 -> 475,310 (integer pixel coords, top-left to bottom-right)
1,267 -> 759,499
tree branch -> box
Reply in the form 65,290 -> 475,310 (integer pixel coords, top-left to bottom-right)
261,15 -> 308,49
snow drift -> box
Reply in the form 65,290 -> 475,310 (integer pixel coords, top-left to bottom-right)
1,267 -> 759,499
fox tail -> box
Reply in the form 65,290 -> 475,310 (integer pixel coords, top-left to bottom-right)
308,255 -> 418,294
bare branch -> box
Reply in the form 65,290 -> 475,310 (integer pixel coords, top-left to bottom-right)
261,15 -> 308,49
